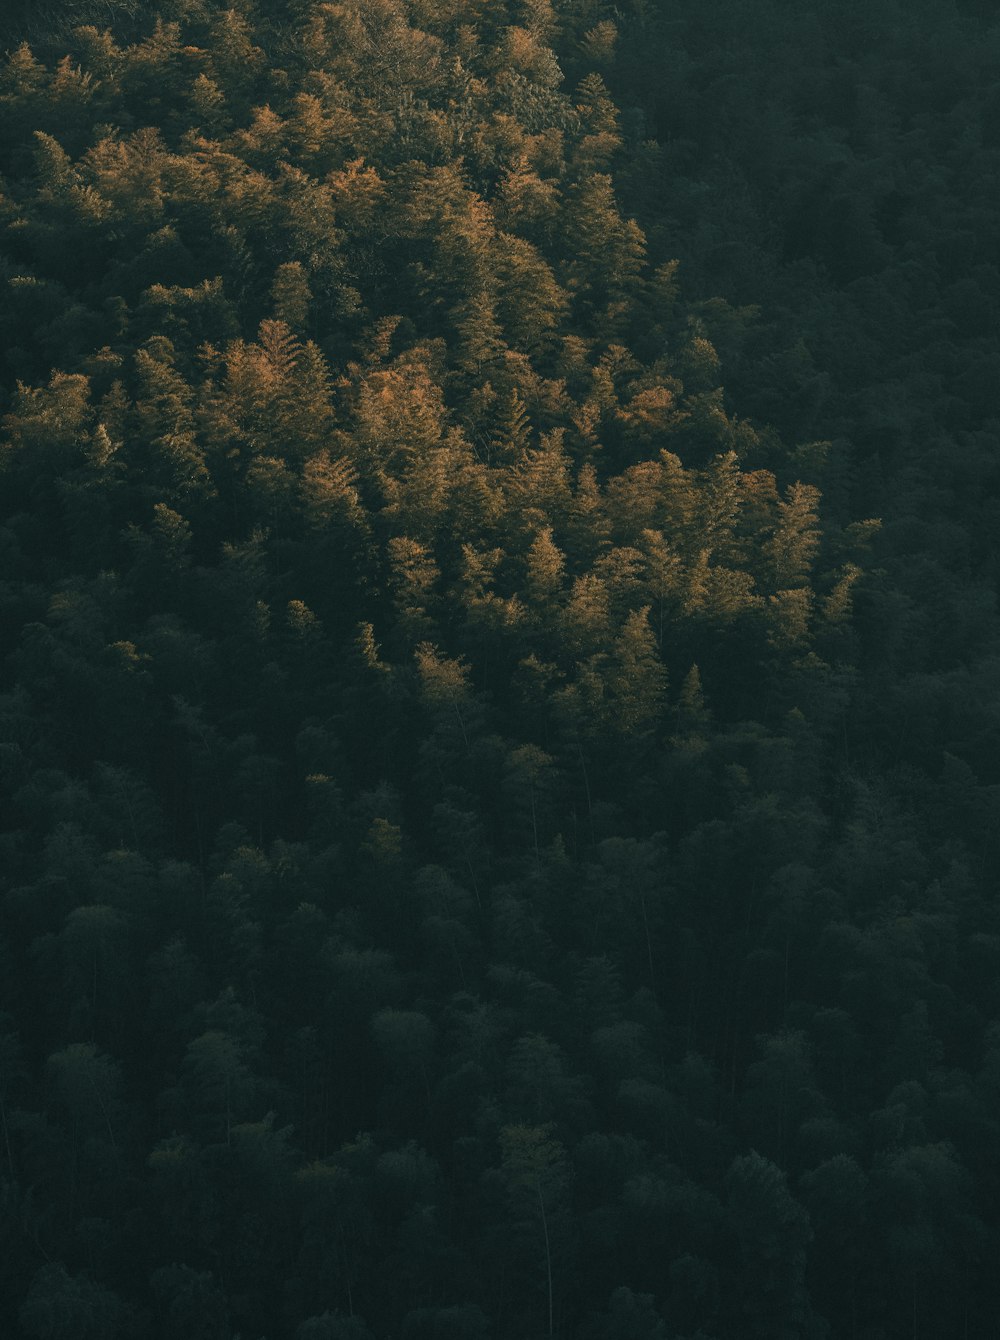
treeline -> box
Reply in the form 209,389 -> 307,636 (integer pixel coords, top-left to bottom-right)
0,2 -> 998,1338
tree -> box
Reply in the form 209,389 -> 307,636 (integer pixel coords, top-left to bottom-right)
297,1313 -> 375,1340
764,483 -> 821,590
524,526 -> 567,611
388,540 -> 440,646
354,356 -> 446,481
19,1263 -> 127,1340
372,1008 -> 437,1107
724,1152 -> 823,1340
604,606 -> 667,737
414,641 -> 476,753
502,744 -> 557,861
132,341 -> 210,501
561,174 -> 646,337
738,1031 -> 827,1167
46,1042 -> 122,1160
798,1154 -> 868,1334
217,321 -> 334,465
57,904 -> 130,1040
580,1287 -> 666,1340
150,1265 -> 228,1340
508,429 -> 573,532
558,572 -> 611,659
271,261 -> 313,333
495,233 -> 568,349
203,7 -> 264,104
178,1028 -> 257,1144
874,1141 -> 986,1340
498,1122 -> 572,1339
488,385 -> 531,464
401,1303 -> 490,1340
2,371 -> 92,483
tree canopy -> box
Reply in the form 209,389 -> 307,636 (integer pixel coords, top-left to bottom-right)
1,0 -> 999,1336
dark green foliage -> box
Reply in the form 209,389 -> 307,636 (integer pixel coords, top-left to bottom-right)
0,0 -> 997,1337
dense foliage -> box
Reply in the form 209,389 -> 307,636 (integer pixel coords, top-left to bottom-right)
1,1 -> 998,1337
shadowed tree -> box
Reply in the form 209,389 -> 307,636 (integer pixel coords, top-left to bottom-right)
724,1152 -> 825,1340
497,1122 -> 572,1339
19,1263 -> 127,1340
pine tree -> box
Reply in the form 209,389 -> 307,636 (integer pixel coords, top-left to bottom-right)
571,71 -> 622,172
498,1122 -> 571,1338
414,641 -> 475,750
637,529 -> 684,647
205,8 -> 265,105
559,572 -> 611,659
388,537 -> 439,646
287,91 -> 355,174
489,385 -> 532,465
451,290 -> 506,377
494,156 -> 561,244
578,20 -> 619,69
562,174 -> 646,338
509,428 -> 573,531
495,233 -> 568,350
133,343 -> 212,499
765,482 -> 822,589
524,526 -> 567,610
821,562 -> 863,626
354,356 -> 446,479
188,72 -> 228,136
456,543 -> 524,656
767,587 -> 813,650
698,450 -> 742,564
233,103 -> 287,170
271,262 -> 312,334
606,607 -> 667,736
564,461 -> 609,563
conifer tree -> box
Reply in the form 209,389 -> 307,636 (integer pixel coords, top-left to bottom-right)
605,606 -> 667,736
766,482 -> 822,590
388,537 -> 440,646
498,1122 -> 571,1338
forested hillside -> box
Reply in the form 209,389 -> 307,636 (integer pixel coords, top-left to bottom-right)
1,2 -> 998,1337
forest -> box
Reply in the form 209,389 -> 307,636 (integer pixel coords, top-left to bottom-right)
0,0 -> 998,1336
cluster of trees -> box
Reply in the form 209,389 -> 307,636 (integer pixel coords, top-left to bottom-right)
0,0 -> 998,1337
